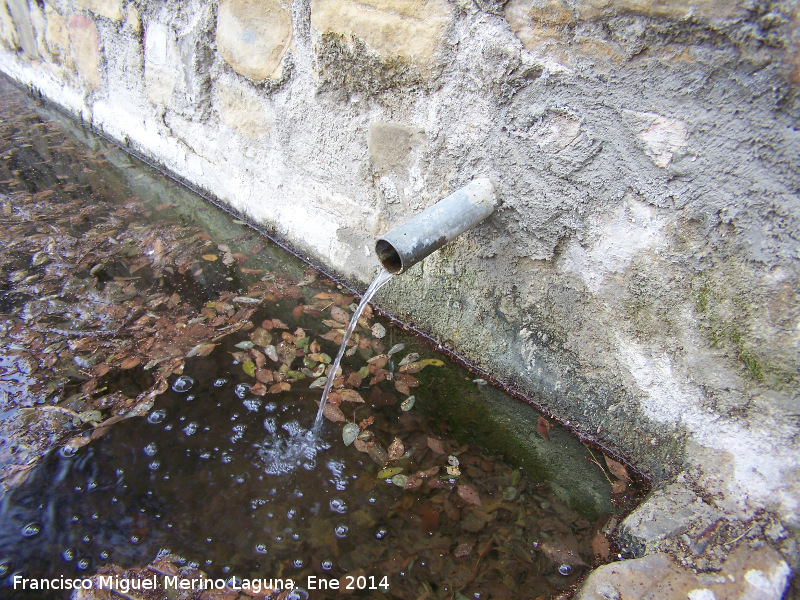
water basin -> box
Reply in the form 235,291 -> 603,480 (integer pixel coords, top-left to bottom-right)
0,74 -> 646,600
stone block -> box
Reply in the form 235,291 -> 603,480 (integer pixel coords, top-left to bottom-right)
0,0 -> 18,50
621,110 -> 688,169
5,0 -> 38,57
144,21 -> 178,107
311,0 -> 452,67
575,545 -> 790,600
44,6 -> 70,64
367,121 -> 425,174
619,483 -> 721,553
217,80 -> 270,139
75,0 -> 124,23
68,14 -> 100,89
217,0 -> 292,82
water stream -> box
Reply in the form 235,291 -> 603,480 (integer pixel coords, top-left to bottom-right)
312,269 -> 393,436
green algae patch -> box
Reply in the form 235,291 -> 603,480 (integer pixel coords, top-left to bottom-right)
412,356 -> 615,521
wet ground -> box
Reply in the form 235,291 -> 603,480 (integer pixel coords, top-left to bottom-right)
0,75 -> 643,599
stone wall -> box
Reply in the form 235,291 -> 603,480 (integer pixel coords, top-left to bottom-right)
1,0 -> 799,591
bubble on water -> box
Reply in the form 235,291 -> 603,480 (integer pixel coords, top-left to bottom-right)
164,424 -> 173,431
130,535 -> 140,544
222,452 -> 233,464
292,532 -> 300,541
558,564 -> 573,576
183,422 -> 198,436
243,399 -> 262,412
374,526 -> 388,540
222,565 -> 232,574
263,418 -> 277,434
185,395 -> 195,402
329,498 -> 347,514
255,544 -> 267,555
88,481 -> 98,490
264,402 -> 277,413
321,559 -> 333,571
76,558 -> 90,570
368,495 -> 378,504
59,445 -> 78,458
91,513 -> 99,521
143,442 -> 157,456
148,460 -> 160,471
20,523 -> 41,537
147,409 -> 167,424
334,524 -> 349,538
188,561 -> 200,570
82,534 -> 91,543
286,591 -> 309,600
213,378 -> 227,387
99,550 -> 109,560
199,450 -> 211,459
157,548 -> 171,559
171,375 -> 195,393
231,423 -> 246,443
292,558 -> 305,569
234,383 -> 250,399
62,548 -> 75,562
0,561 -> 9,577
286,508 -> 297,520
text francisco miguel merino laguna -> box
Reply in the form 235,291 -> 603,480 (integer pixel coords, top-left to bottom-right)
12,573 -> 390,593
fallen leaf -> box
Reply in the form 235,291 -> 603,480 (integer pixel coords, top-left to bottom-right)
339,389 -> 364,403
591,532 -> 611,560
404,475 -> 424,489
387,437 -> 405,461
186,343 -> 216,357
342,423 -> 359,446
454,543 -> 472,558
378,466 -> 404,479
604,455 -> 630,481
428,437 -> 446,454
537,416 -> 550,440
323,403 -> 346,423
457,485 -> 482,506
201,254 -> 218,261
120,356 -> 141,369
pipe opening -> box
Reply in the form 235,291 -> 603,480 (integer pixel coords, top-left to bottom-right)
375,239 -> 403,274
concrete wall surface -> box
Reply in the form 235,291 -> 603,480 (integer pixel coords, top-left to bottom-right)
1,0 -> 799,593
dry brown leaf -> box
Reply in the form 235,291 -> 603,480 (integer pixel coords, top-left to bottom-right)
120,356 -> 141,369
428,437 -> 446,454
457,484 -> 482,506
604,455 -> 630,481
591,532 -> 611,560
323,403 -> 346,423
537,416 -> 551,440
330,305 -> 350,324
339,389 -> 364,403
387,437 -> 405,461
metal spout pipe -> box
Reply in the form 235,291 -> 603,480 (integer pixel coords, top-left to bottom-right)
375,178 -> 496,274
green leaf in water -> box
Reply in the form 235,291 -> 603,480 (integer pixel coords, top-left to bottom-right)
235,341 -> 254,350
377,466 -> 403,479
342,423 -> 359,446
391,474 -> 408,487
387,343 -> 405,356
242,361 -> 256,377
400,396 -> 415,411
